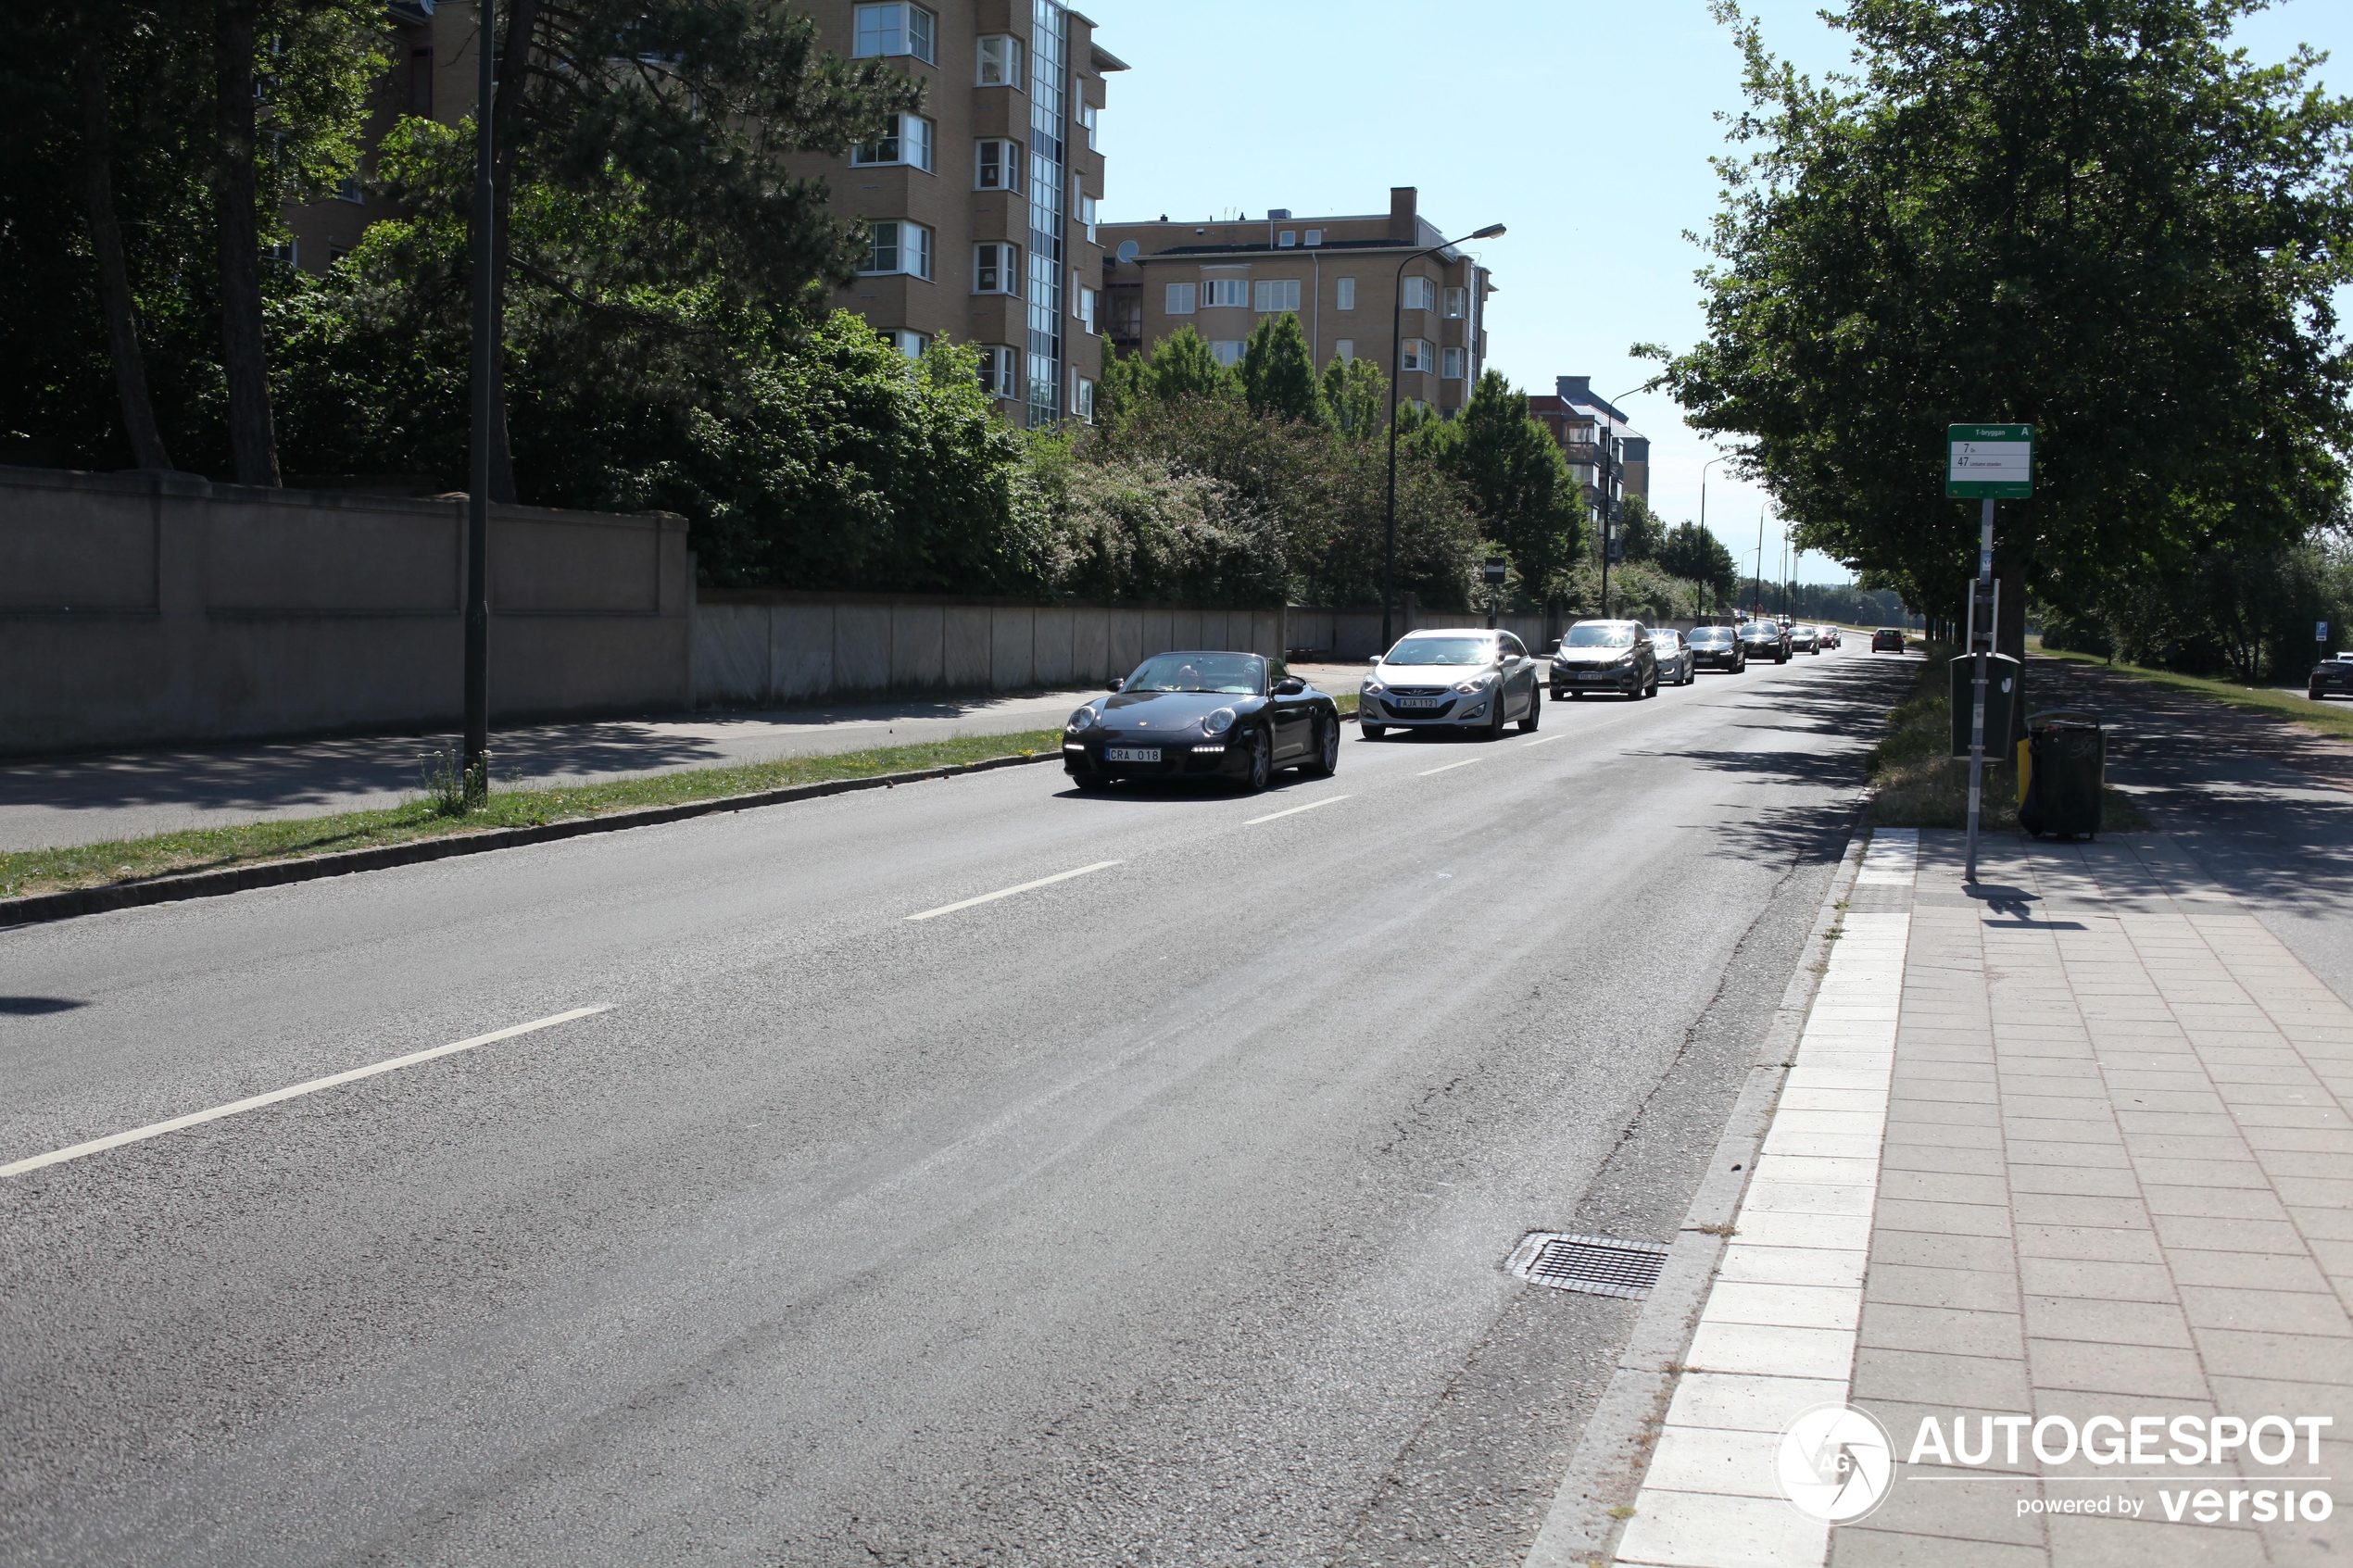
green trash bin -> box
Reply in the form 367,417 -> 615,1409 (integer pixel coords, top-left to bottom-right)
2019,710 -> 2105,840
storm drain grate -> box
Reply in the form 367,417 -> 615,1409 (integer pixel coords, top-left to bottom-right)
1506,1233 -> 1671,1299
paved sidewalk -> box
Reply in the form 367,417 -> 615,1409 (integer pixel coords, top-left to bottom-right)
1607,827 -> 2352,1566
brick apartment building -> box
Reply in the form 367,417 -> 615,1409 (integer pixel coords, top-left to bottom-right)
1095,188 -> 1496,418
1528,376 -> 1648,527
285,0 -> 1125,429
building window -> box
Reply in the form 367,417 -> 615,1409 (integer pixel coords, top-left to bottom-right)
335,177 -> 364,204
1202,277 -> 1247,308
974,242 -> 1019,294
975,138 -> 1023,192
1025,0 -> 1068,430
1304,228 -> 1323,246
1335,277 -> 1354,310
1074,372 -> 1095,423
1076,283 -> 1098,332
1078,102 -> 1099,149
890,330 -> 925,358
1164,282 -> 1196,314
853,113 -> 933,171
1076,189 -> 1096,242
1253,278 -> 1301,313
1401,276 -> 1436,312
1209,340 -> 1246,367
1441,345 -> 1466,379
1335,339 -> 1353,362
408,46 -> 433,115
1402,338 -> 1432,372
852,3 -> 934,64
1442,285 -> 1467,319
976,32 -> 1023,87
1277,229 -> 1296,248
977,345 -> 1019,397
865,220 -> 932,279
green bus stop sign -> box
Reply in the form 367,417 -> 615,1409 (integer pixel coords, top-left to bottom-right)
1948,423 -> 2034,499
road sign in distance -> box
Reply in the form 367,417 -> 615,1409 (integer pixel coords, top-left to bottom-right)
1484,557 -> 1509,584
1948,423 -> 2034,499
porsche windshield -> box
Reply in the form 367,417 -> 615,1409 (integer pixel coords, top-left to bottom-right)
1565,624 -> 1637,648
1123,653 -> 1264,695
1385,636 -> 1494,666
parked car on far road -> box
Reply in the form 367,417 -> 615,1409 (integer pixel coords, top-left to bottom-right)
1686,624 -> 1747,673
1360,628 -> 1542,739
1870,627 -> 1908,653
1740,620 -> 1793,664
1788,623 -> 1821,655
1649,627 -> 1697,685
2310,653 -> 2353,701
1550,620 -> 1660,700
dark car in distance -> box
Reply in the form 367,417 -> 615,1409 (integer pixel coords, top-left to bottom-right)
1740,620 -> 1793,664
2310,654 -> 2353,701
1871,627 -> 1907,653
1686,625 -> 1747,673
1063,651 -> 1340,793
1550,620 -> 1660,699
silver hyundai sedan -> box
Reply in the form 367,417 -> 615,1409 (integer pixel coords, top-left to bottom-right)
1359,628 -> 1542,739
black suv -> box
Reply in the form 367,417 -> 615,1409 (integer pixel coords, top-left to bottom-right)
1550,619 -> 1660,699
1739,620 -> 1792,664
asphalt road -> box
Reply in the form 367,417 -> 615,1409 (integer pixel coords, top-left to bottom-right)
0,646 -> 1913,1568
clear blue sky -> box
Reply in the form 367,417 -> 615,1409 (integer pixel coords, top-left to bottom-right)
1079,0 -> 2353,588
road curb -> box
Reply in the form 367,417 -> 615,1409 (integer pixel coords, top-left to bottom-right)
0,749 -> 1065,931
1521,801 -> 1874,1568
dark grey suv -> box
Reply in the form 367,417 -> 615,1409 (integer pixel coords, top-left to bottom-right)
1549,620 -> 1659,700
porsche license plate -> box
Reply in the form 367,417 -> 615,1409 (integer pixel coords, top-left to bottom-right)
1105,746 -> 1161,762
1395,697 -> 1440,709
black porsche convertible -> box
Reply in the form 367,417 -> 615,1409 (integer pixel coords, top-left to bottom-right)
1062,651 -> 1341,793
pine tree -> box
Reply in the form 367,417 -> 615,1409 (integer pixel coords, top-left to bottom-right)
1238,312 -> 1321,423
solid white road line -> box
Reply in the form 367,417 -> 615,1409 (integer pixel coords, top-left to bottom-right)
1417,757 -> 1488,776
1245,794 -> 1352,825
0,1005 -> 612,1180
906,859 -> 1123,922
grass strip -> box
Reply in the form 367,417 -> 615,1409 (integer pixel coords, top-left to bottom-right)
2035,646 -> 2353,746
2,728 -> 1068,901
1868,656 -> 2149,833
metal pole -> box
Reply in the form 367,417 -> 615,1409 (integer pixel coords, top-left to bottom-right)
1964,497 -> 1994,884
463,0 -> 496,798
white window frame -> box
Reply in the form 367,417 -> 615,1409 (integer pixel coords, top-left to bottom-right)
1164,282 -> 1196,315
977,345 -> 1018,397
1304,229 -> 1323,247
889,330 -> 925,358
973,241 -> 1018,295
1253,278 -> 1301,313
1209,340 -> 1246,368
1442,285 -> 1467,319
1402,276 -> 1436,312
852,113 -> 935,172
851,3 -> 935,64
1078,102 -> 1099,149
975,32 -> 1023,87
1201,277 -> 1248,308
1441,345 -> 1466,379
975,139 -> 1022,193
1074,371 -> 1095,423
1335,277 -> 1355,310
1277,229 -> 1296,248
863,220 -> 932,280
1334,339 -> 1353,362
1401,338 -> 1432,372
1076,189 -> 1097,243
335,177 -> 364,205
1076,282 -> 1098,333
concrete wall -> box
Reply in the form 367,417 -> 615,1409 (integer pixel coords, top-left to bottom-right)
1,466 -> 691,756
1285,607 -> 1730,660
693,590 -> 1285,707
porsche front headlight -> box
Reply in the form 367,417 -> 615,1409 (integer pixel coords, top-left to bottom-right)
1203,707 -> 1237,735
1067,706 -> 1100,732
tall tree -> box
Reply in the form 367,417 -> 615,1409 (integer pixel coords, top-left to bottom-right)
1657,520 -> 1741,607
1661,0 -> 2353,621
1440,370 -> 1587,599
210,0 -> 278,483
73,27 -> 171,469
1238,311 -> 1321,423
1320,353 -> 1385,440
1143,325 -> 1238,404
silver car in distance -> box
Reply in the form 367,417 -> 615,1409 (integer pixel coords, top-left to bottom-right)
1359,628 -> 1542,740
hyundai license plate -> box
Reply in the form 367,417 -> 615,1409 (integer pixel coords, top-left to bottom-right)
1105,746 -> 1161,762
1396,697 -> 1440,709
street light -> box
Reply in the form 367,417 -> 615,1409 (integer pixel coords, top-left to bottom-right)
1382,221 -> 1505,651
1696,453 -> 1726,619
462,0 -> 499,807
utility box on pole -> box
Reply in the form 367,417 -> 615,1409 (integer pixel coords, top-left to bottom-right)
1949,654 -> 2021,759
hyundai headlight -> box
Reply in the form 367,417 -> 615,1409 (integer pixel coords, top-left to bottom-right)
1453,676 -> 1490,694
1363,681 -> 1386,696
1203,707 -> 1237,735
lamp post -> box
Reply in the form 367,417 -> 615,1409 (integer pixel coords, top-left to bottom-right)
1697,453 -> 1725,622
462,0 -> 497,804
1382,221 -> 1505,651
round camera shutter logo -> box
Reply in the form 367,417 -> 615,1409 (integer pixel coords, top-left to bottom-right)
1778,1404 -> 1895,1524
